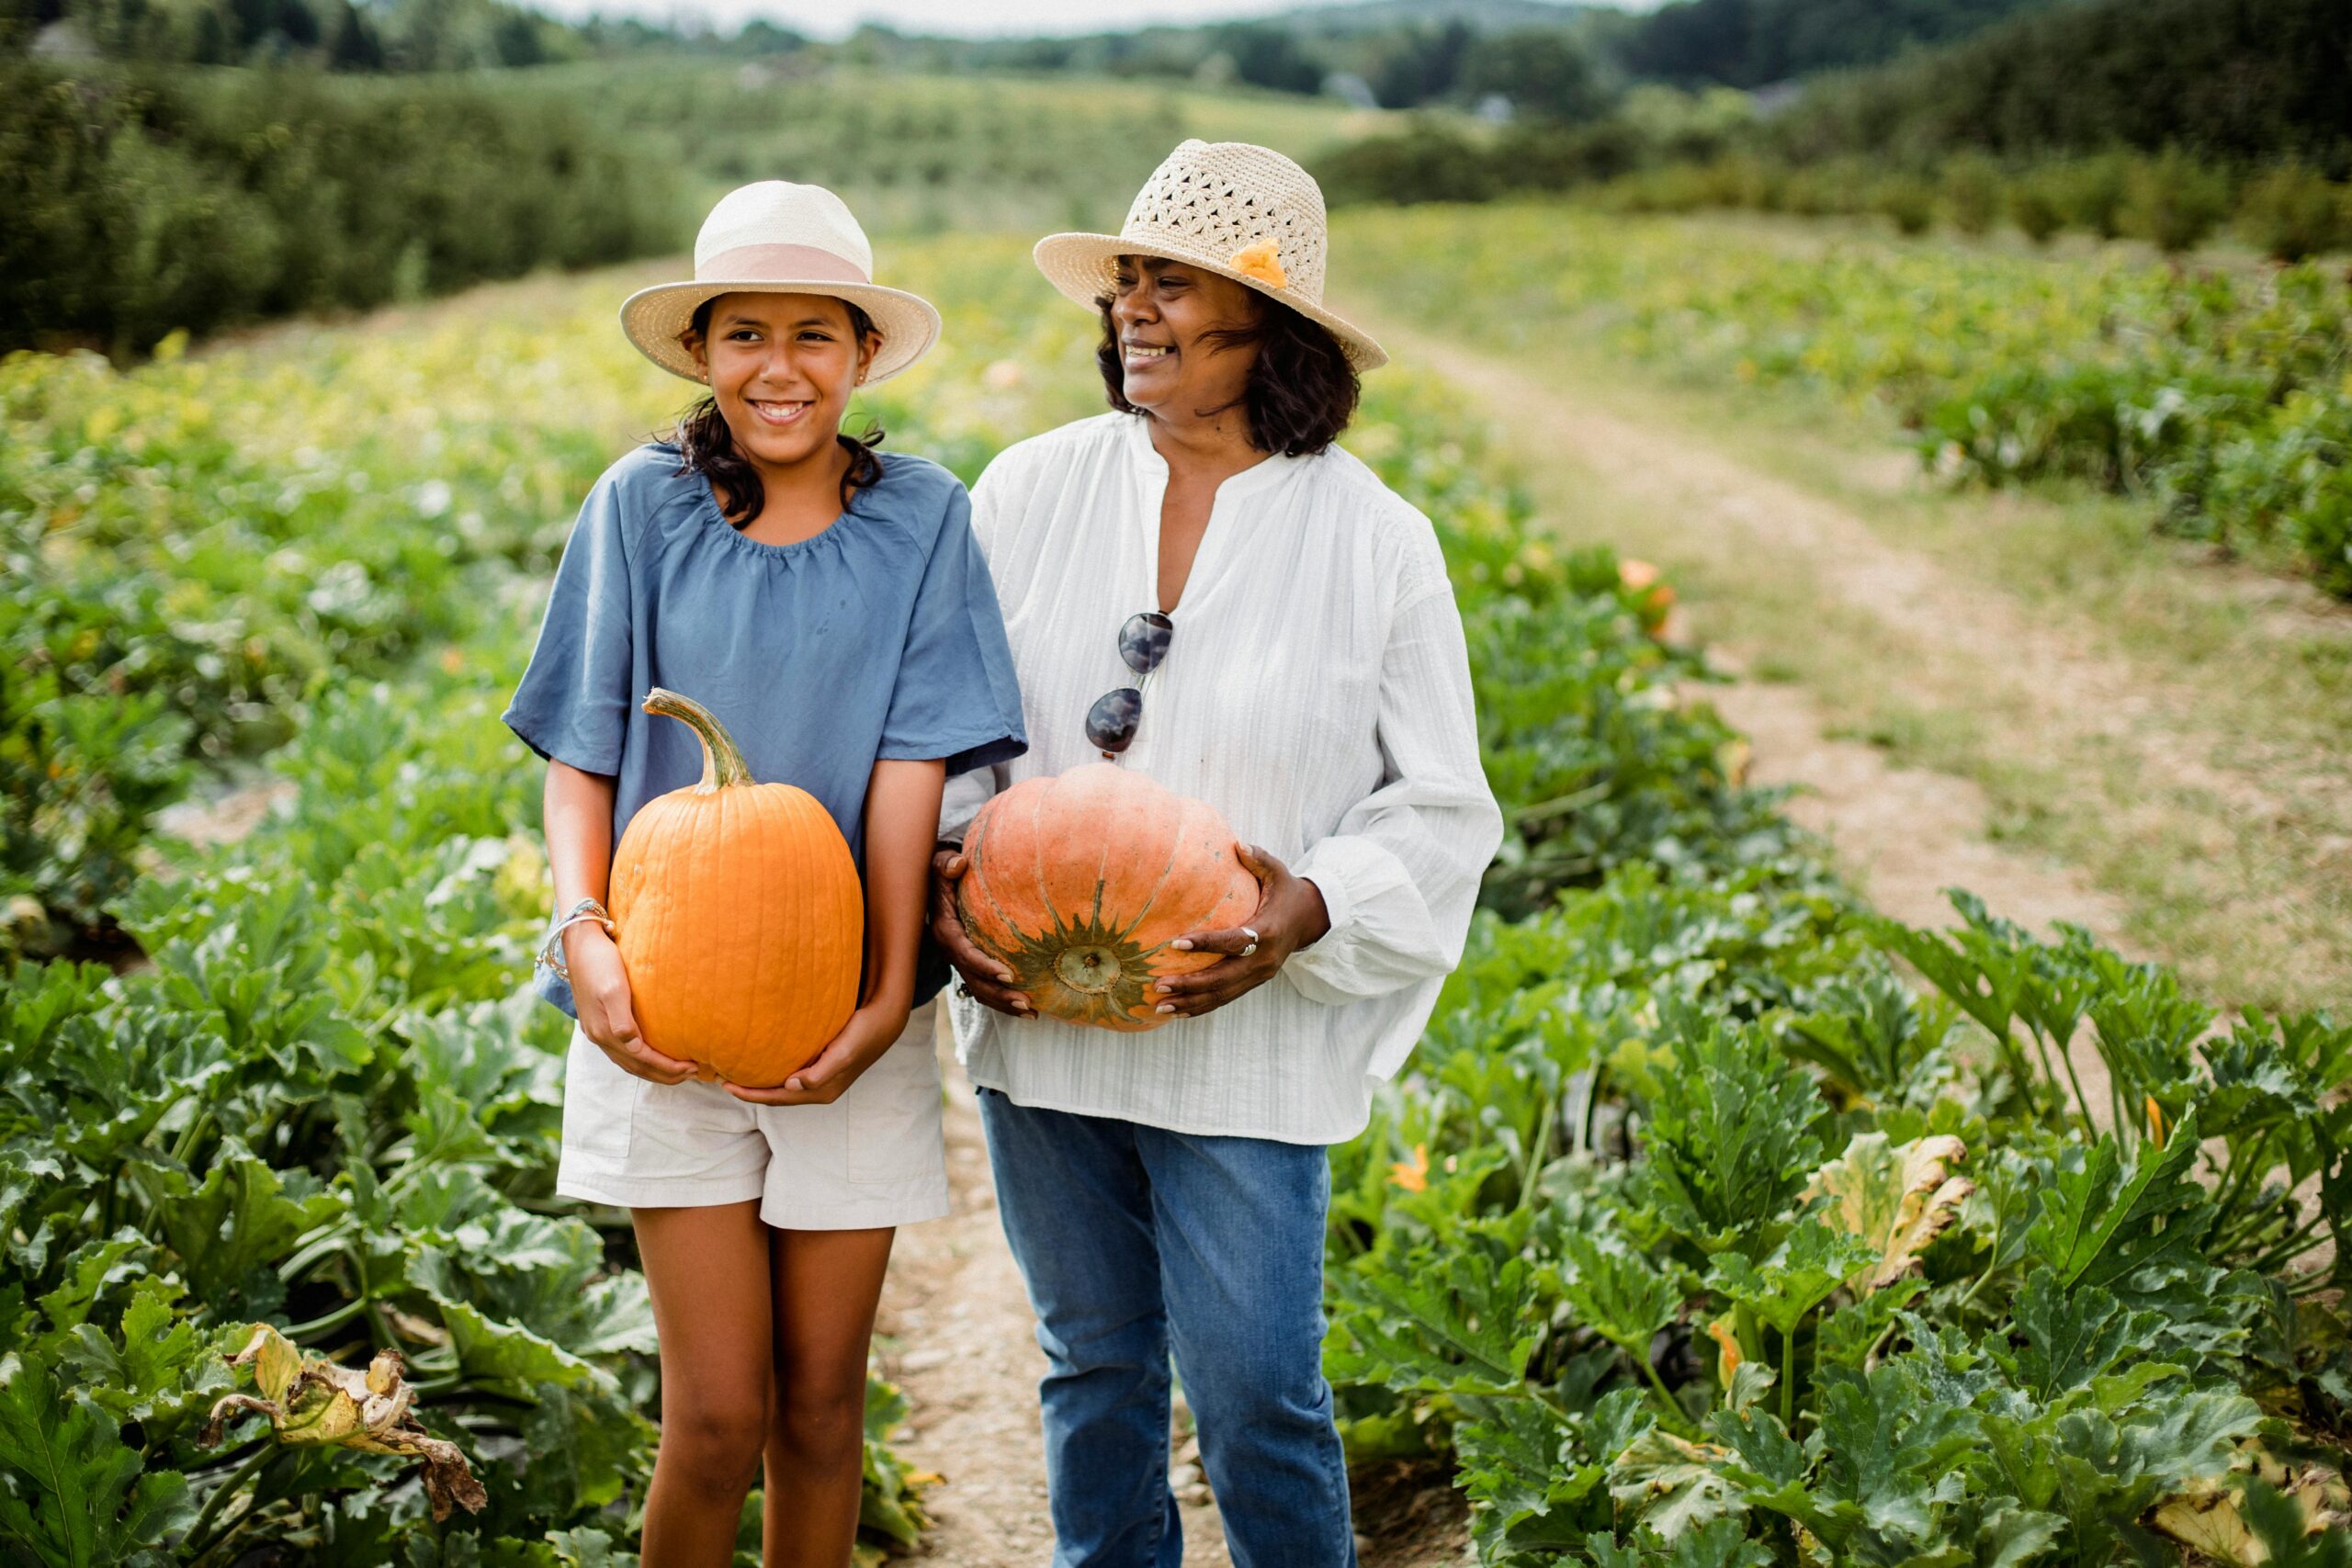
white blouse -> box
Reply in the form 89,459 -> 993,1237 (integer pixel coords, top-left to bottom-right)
941,412 -> 1503,1145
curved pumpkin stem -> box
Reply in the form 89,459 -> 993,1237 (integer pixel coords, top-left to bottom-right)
642,688 -> 753,791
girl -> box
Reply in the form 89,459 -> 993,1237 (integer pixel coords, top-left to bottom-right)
503,181 -> 1024,1567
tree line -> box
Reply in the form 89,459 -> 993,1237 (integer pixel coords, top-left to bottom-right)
1315,0 -> 2350,250
3,0 -> 2070,105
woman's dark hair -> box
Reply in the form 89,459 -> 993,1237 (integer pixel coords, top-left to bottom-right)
673,296 -> 886,525
1093,279 -> 1360,457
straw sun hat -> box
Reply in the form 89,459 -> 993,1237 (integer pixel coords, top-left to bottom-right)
620,182 -> 943,385
1034,139 -> 1387,372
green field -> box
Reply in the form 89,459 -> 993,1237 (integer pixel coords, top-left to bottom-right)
570,62 -> 1405,233
6,209 -> 2351,1562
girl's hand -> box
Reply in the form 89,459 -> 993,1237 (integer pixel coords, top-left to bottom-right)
928,846 -> 1034,1019
567,924 -> 695,1085
1148,845 -> 1329,1021
726,999 -> 911,1106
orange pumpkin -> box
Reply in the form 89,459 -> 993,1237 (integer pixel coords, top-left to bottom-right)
955,764 -> 1261,1031
607,688 -> 862,1086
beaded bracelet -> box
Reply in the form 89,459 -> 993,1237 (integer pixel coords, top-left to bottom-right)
535,897 -> 615,985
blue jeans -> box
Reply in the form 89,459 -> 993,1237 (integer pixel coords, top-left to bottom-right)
977,1088 -> 1356,1568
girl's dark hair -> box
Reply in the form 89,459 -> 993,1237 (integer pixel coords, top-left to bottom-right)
1093,278 -> 1360,457
673,296 -> 886,525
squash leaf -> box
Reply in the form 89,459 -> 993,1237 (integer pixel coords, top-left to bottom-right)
1453,1396 -> 1605,1552
0,1349 -> 196,1568
1324,1248 -> 1539,1397
1607,1426 -> 1743,1541
1704,1219 -> 1878,1339
53,1276 -> 234,1433
135,1147 -> 345,1313
1814,1362 -> 1981,1532
1629,1018 -> 1825,1254
1995,1268 -> 2168,1402
201,1324 -> 488,1522
1804,1132 -> 1976,1292
1555,1230 -> 1689,1362
2023,1113 -> 2214,1294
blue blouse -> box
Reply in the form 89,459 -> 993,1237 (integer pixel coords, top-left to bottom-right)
503,442 -> 1027,1017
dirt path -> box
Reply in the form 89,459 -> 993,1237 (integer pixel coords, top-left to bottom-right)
1361,317 -> 2154,1129
1373,318 -> 2138,947
876,1022 -> 1238,1568
876,1025 -> 1470,1567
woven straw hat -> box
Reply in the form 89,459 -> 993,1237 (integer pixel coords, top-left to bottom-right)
1034,140 -> 1387,372
620,182 -> 942,385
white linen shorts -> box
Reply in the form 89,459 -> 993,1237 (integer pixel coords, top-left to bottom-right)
556,999 -> 949,1230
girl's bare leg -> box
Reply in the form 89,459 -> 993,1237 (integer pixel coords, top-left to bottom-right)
761,1225 -> 898,1568
635,1201 -> 775,1568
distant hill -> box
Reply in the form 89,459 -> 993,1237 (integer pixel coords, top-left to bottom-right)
1775,0 -> 2352,164
1261,0 -> 1590,34
1617,0 -> 2059,88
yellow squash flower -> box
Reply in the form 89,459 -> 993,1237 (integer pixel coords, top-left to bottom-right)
1389,1143 -> 1430,1192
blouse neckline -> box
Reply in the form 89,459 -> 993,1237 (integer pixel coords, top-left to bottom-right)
1120,415 -> 1306,615
689,447 -> 882,561
1119,412 -> 1301,505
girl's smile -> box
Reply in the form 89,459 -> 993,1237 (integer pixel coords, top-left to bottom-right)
746,396 -> 815,427
689,290 -> 877,481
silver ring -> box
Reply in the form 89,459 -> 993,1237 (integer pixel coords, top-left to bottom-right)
1239,926 -> 1260,958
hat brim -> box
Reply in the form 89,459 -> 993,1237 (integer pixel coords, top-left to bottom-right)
618,278 -> 944,386
1032,232 -> 1387,373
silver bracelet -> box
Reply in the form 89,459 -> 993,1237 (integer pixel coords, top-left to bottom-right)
536,897 -> 615,984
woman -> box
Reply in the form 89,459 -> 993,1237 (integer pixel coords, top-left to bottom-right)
929,141 -> 1500,1566
503,181 -> 1024,1566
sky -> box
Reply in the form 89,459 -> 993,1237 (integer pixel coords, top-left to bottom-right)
535,0 -> 1584,38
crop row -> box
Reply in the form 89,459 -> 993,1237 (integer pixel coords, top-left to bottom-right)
6,233 -> 2346,1565
0,233 -> 1763,1561
1330,383 -> 2352,1561
1337,205 -> 2352,597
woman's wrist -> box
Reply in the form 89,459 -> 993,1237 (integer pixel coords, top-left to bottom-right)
1293,877 -> 1332,949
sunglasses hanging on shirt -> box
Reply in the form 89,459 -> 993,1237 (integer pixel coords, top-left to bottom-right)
1085,611 -> 1173,758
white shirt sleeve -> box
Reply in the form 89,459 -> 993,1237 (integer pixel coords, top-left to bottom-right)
937,448 -> 1027,843
1282,572 -> 1502,1006
939,765 -> 1001,843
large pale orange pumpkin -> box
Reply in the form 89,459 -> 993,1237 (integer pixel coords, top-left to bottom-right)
955,764 -> 1261,1031
607,689 -> 861,1086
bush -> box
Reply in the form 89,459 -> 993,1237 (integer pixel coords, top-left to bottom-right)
2007,164 -> 2070,243
1871,173 -> 1938,235
1316,121 -> 1501,207
2236,163 -> 2348,261
2059,152 -> 2132,239
2123,147 -> 2234,254
0,61 -> 683,355
1940,151 -> 2003,235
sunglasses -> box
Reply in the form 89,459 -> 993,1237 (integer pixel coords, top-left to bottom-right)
1085,611 -> 1174,757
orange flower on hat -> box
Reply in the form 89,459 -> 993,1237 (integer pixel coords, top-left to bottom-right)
1227,240 -> 1288,289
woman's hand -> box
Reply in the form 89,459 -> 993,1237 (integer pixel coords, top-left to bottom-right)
567,923 -> 695,1085
928,845 -> 1034,1019
725,998 -> 911,1106
1149,844 -> 1329,1020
